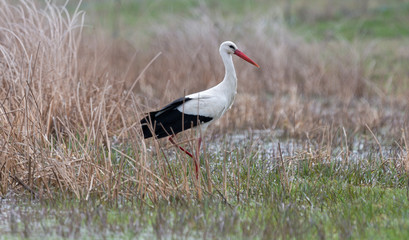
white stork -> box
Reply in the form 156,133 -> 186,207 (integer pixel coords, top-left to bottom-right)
140,41 -> 259,177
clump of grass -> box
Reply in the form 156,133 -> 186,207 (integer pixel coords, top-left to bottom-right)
0,0 -> 168,200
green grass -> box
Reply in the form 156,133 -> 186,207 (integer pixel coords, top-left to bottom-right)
294,7 -> 409,40
77,0 -> 271,27
74,0 -> 409,40
2,169 -> 408,239
286,1 -> 409,40
2,134 -> 408,239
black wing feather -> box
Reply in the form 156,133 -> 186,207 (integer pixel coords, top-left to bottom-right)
140,97 -> 213,139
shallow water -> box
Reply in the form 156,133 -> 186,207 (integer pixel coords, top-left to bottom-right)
208,130 -> 401,164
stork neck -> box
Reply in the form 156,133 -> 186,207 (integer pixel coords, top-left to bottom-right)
220,52 -> 237,89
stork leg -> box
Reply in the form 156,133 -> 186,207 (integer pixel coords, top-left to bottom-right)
168,136 -> 193,158
168,136 -> 201,179
194,137 -> 202,179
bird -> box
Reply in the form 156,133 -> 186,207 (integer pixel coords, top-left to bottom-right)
140,41 -> 259,178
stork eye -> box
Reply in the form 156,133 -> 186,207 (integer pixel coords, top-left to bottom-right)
229,45 -> 235,50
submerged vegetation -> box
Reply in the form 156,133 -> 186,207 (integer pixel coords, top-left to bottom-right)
0,0 -> 408,238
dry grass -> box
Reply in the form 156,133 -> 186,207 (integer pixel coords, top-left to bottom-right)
0,0 -> 408,202
0,0 -> 149,199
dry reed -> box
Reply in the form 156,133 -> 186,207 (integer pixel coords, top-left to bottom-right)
0,0 -> 169,200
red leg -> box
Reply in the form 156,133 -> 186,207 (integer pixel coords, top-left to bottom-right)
193,137 -> 202,179
168,136 -> 193,158
168,136 -> 202,179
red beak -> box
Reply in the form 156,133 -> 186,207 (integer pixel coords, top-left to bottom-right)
234,49 -> 260,68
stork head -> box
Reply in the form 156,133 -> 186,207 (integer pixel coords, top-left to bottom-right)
219,41 -> 260,68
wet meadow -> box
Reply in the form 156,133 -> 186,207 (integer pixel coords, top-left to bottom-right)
1,0 -> 409,238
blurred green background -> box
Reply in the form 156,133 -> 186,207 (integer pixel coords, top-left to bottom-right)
68,0 -> 409,40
